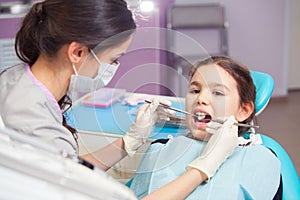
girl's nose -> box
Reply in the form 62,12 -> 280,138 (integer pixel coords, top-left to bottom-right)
197,90 -> 210,105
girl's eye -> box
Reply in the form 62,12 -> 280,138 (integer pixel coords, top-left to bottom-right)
189,88 -> 200,94
212,90 -> 224,96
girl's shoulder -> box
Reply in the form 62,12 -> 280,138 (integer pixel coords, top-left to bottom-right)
234,144 -> 281,171
240,144 -> 280,160
235,144 -> 281,199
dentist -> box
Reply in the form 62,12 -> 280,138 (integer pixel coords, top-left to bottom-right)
0,0 -> 138,169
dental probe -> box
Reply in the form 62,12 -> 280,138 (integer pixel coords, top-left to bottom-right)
212,119 -> 260,129
144,100 -> 259,129
144,99 -> 205,120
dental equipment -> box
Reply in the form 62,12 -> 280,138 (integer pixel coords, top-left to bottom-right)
212,119 -> 260,129
144,99 -> 205,120
144,100 -> 259,129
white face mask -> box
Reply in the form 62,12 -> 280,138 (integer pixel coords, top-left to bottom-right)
91,50 -> 120,86
68,50 -> 120,100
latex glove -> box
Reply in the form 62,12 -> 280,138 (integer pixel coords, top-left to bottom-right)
186,116 -> 239,180
205,117 -> 227,135
156,104 -> 176,122
123,98 -> 173,156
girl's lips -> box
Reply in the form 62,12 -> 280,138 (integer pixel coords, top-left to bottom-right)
192,120 -> 207,130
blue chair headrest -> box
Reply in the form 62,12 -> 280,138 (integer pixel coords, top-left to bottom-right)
250,71 -> 274,115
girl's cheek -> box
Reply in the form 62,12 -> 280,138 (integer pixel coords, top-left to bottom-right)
186,93 -> 196,102
185,96 -> 195,111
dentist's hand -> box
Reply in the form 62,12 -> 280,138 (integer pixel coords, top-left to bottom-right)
186,116 -> 239,180
123,98 -> 174,157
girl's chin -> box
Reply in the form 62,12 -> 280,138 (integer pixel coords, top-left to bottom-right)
189,129 -> 211,141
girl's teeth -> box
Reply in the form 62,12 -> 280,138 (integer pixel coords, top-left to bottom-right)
195,112 -> 205,122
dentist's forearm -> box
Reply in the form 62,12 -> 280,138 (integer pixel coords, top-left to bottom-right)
80,138 -> 127,171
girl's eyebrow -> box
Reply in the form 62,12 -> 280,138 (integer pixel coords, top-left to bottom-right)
190,81 -> 201,87
190,81 -> 230,91
210,83 -> 230,91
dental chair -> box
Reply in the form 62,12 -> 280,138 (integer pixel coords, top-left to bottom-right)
126,71 -> 300,200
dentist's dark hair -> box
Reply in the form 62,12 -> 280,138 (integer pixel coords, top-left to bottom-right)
15,0 -> 136,66
190,56 -> 256,135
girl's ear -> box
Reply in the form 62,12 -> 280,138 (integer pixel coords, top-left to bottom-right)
236,102 -> 255,122
67,42 -> 89,64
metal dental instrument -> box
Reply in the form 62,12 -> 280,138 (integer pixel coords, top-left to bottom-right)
144,99 -> 259,129
212,119 -> 260,129
144,99 -> 205,120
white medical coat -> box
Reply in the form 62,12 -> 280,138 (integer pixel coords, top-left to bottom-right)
0,64 -> 77,157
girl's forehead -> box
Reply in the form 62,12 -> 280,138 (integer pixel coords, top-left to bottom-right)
191,64 -> 237,86
192,64 -> 222,80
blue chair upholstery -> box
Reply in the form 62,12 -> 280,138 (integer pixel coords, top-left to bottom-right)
261,135 -> 300,200
250,71 -> 274,115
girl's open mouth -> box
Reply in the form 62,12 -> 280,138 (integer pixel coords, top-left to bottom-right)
194,112 -> 212,124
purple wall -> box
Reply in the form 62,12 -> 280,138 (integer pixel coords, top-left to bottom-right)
173,0 -> 288,97
1,0 -> 287,96
0,18 -> 22,38
108,0 -> 175,95
0,0 -> 175,95
113,0 -> 288,97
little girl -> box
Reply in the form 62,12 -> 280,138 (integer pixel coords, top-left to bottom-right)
130,56 -> 281,199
